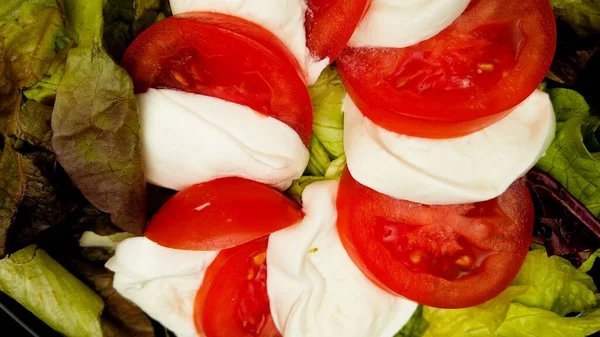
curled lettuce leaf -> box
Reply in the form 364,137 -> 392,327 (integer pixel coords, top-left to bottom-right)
536,88 -> 600,217
422,249 -> 600,337
305,133 -> 331,176
0,0 -> 77,258
53,0 -> 146,235
308,66 -> 345,158
287,66 -> 347,201
0,245 -> 104,337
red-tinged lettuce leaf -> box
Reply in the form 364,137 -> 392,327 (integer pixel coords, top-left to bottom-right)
0,1 -> 83,258
0,138 -> 79,257
1,1 -> 69,133
526,168 -> 600,267
52,0 -> 146,235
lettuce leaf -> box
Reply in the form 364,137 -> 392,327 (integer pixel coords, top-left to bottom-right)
305,133 -> 331,176
287,67 -> 347,201
308,66 -> 345,158
526,168 -> 600,267
422,249 -> 600,337
551,0 -> 600,36
396,306 -> 429,337
511,249 -> 597,316
288,153 -> 346,202
39,205 -> 156,337
0,245 -> 104,337
53,0 -> 146,235
103,0 -> 171,61
0,0 -> 78,258
536,88 -> 600,217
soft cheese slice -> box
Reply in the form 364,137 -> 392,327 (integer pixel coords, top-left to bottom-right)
138,89 -> 309,192
267,181 -> 417,337
343,90 -> 556,205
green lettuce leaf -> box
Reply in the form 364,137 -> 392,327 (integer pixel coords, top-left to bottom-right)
511,249 -> 597,316
551,0 -> 600,36
53,0 -> 146,235
305,133 -> 331,176
0,0 -> 78,258
422,249 -> 600,337
396,306 -> 429,337
536,88 -> 600,217
288,66 -> 347,201
103,0 -> 171,61
580,249 -> 600,273
38,205 -> 156,337
308,66 -> 345,158
288,154 -> 346,202
494,304 -> 600,337
0,0 -> 70,133
0,245 -> 104,337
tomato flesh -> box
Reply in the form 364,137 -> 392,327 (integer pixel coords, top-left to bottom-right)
121,12 -> 313,145
336,169 -> 535,308
195,237 -> 281,337
337,0 -> 556,138
145,177 -> 303,251
305,0 -> 371,61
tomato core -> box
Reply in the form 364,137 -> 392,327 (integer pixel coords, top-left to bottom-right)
386,20 -> 524,99
376,218 -> 494,281
237,252 -> 271,335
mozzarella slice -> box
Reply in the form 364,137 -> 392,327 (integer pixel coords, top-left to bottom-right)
267,181 -> 417,337
138,89 -> 309,192
169,0 -> 328,84
106,237 -> 218,337
348,0 -> 471,48
344,90 -> 556,205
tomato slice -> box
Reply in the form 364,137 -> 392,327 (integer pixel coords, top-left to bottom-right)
337,0 -> 556,138
145,177 -> 303,251
121,12 -> 313,145
336,168 -> 535,308
305,0 -> 371,61
194,237 -> 281,337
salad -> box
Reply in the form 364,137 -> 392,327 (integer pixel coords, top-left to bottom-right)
1,0 -> 600,337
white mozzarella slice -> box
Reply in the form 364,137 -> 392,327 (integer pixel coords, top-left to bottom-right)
138,89 -> 309,192
106,237 -> 218,337
267,181 -> 417,337
348,0 -> 471,48
344,90 -> 556,205
169,0 -> 328,84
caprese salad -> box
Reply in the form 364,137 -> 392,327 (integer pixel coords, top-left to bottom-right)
1,0 -> 600,337
107,0 -> 558,334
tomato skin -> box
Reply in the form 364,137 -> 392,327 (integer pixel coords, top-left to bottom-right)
305,0 -> 371,61
121,12 -> 313,145
336,169 -> 534,308
337,0 -> 556,138
145,178 -> 303,251
194,237 -> 281,337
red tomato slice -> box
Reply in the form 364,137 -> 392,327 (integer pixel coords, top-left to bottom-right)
194,237 -> 281,337
336,169 -> 535,308
337,0 -> 556,139
145,177 -> 303,251
121,12 -> 313,145
305,0 -> 371,61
